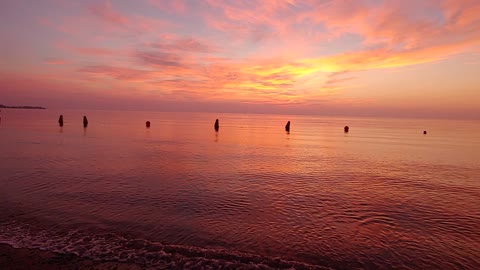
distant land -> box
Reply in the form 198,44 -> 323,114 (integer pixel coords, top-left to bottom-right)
0,104 -> 46,110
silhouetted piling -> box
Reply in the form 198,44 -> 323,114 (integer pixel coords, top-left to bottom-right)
58,115 -> 64,127
285,121 -> 290,132
146,121 -> 151,128
344,126 -> 349,133
83,116 -> 88,127
423,130 -> 427,135
214,119 -> 219,131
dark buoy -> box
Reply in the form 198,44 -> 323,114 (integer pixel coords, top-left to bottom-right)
214,119 -> 219,131
83,116 -> 88,127
285,121 -> 290,132
344,126 -> 349,133
58,115 -> 64,127
146,121 -> 151,128
423,130 -> 427,135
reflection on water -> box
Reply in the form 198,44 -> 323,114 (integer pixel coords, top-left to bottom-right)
0,109 -> 479,269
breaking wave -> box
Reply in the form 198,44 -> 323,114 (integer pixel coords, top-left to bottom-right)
0,221 -> 329,269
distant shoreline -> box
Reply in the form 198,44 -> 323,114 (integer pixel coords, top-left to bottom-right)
0,105 -> 46,110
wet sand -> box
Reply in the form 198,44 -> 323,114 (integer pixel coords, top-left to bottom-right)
0,244 -> 144,270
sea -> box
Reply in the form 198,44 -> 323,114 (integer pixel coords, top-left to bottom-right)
0,109 -> 479,269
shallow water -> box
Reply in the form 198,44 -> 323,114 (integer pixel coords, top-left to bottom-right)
0,109 -> 479,269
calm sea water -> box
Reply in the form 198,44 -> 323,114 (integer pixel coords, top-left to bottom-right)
0,109 -> 479,269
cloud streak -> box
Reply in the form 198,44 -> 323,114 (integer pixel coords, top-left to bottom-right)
89,1 -> 129,26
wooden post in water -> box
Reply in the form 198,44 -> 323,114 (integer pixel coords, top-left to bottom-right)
285,121 -> 290,132
58,115 -> 64,127
214,119 -> 219,131
83,116 -> 88,127
146,121 -> 151,128
344,126 -> 349,133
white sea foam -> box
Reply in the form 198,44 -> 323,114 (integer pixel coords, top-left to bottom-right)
0,221 -> 329,269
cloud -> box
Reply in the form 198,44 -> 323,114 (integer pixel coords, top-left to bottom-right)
88,1 -> 129,26
74,47 -> 117,56
201,0 -> 480,71
149,37 -> 217,53
322,72 -> 356,90
74,49 -> 319,104
148,0 -> 187,14
77,66 -> 156,81
44,58 -> 66,65
202,0 -> 296,43
304,42 -> 477,73
136,51 -> 187,68
42,1 -> 170,37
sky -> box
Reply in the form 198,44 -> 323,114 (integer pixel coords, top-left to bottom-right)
1,0 -> 479,118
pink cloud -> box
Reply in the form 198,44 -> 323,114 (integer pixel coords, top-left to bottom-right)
148,37 -> 218,54
74,47 -> 117,56
43,2 -> 170,38
148,0 -> 187,14
44,58 -> 66,65
202,0 -> 480,65
203,0 -> 297,42
88,1 -> 129,25
77,66 -> 157,81
53,42 -> 125,58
